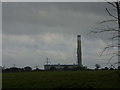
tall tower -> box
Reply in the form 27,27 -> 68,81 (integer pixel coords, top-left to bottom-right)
77,35 -> 82,66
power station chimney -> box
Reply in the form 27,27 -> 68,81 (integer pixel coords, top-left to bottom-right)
77,35 -> 82,66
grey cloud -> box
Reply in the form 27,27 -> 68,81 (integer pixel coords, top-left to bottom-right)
3,2 -> 112,35
3,2 -> 116,41
3,33 -> 116,69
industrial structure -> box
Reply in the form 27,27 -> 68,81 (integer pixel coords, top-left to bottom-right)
77,35 -> 82,66
44,35 -> 82,70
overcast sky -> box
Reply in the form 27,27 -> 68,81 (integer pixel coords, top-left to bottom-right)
2,2 -> 118,69
1,0 -> 108,2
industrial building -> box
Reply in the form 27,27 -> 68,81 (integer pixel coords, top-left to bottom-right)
44,64 -> 78,70
44,35 -> 82,70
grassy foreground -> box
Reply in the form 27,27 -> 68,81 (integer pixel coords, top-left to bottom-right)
0,73 -> 2,89
2,70 -> 120,88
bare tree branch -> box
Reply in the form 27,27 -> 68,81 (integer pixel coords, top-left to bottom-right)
111,35 -> 120,40
106,8 -> 118,19
90,28 -> 119,34
98,20 -> 117,24
100,43 -> 119,56
107,2 -> 117,8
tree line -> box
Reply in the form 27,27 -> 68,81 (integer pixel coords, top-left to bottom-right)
1,66 -> 43,72
1,65 -> 119,72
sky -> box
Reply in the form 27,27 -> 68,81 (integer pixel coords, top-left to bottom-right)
1,0 -> 109,2
2,2 -> 118,69
1,0 -> 116,2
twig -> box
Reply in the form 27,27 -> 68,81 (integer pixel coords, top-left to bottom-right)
106,8 -> 118,19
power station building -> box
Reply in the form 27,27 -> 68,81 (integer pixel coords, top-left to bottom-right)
44,35 -> 82,70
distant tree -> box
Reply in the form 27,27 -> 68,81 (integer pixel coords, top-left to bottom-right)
34,65 -> 39,71
83,66 -> 88,70
104,67 -> 109,70
118,66 -> 120,70
95,64 -> 101,70
35,68 -> 39,71
110,67 -> 114,70
24,66 -> 32,71
10,67 -> 19,72
74,66 -> 87,70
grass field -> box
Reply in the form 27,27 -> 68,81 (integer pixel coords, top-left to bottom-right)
0,73 -> 2,89
2,70 -> 120,88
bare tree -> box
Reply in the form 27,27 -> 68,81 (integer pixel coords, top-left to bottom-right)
90,1 -> 120,69
95,64 -> 101,70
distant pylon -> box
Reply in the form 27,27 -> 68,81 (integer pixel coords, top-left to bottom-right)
46,58 -> 50,65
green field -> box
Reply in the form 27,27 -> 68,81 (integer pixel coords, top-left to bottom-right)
0,73 -> 2,89
2,70 -> 120,88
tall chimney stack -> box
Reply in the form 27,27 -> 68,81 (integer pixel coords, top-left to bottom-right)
77,35 -> 82,66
